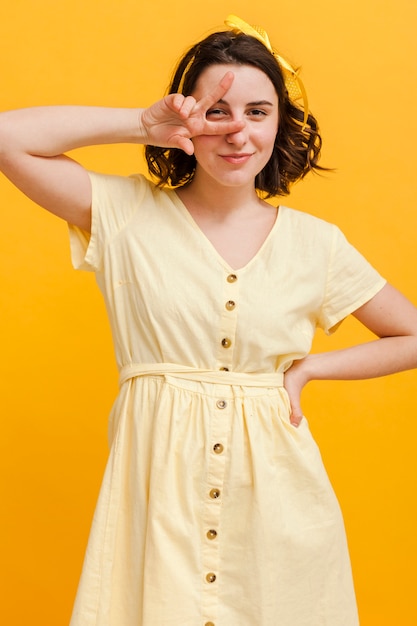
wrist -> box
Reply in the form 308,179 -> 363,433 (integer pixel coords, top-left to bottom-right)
136,108 -> 149,144
289,355 -> 314,387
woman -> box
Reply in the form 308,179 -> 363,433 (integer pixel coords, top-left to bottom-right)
0,15 -> 416,626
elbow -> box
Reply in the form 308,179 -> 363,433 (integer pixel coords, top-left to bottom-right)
0,113 -> 26,173
410,334 -> 417,369
397,333 -> 417,372
0,115 -> 14,165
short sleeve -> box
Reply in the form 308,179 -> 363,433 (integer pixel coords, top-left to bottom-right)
318,226 -> 386,334
68,171 -> 148,272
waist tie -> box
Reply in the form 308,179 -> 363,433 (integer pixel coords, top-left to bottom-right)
119,363 -> 284,388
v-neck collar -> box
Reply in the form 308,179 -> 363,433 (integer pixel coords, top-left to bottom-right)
169,189 -> 281,273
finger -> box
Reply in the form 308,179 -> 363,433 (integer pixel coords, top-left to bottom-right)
174,94 -> 198,119
196,71 -> 235,112
202,118 -> 245,136
171,134 -> 195,155
164,93 -> 184,111
290,407 -> 303,428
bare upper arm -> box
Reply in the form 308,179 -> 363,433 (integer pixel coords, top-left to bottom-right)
352,283 -> 417,338
0,151 -> 92,232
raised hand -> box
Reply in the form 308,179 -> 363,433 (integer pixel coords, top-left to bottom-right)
139,71 -> 244,155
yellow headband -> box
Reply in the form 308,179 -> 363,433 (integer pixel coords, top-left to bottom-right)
224,14 -> 309,128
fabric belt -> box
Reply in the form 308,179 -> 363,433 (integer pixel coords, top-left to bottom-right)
119,363 -> 284,388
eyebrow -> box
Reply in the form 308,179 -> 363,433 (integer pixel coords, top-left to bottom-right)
217,99 -> 275,107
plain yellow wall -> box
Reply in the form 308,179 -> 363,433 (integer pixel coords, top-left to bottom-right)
1,1 -> 416,624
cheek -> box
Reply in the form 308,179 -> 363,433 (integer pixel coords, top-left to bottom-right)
192,136 -> 219,160
254,115 -> 278,145
258,127 -> 278,154
269,121 -> 279,149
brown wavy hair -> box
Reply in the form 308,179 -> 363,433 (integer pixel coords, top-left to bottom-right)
145,31 -> 325,197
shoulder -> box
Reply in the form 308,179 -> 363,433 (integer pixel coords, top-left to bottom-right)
87,171 -> 177,219
276,206 -> 374,272
277,206 -> 342,253
88,171 -> 157,202
278,205 -> 337,234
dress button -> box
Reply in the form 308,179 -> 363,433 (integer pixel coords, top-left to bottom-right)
209,488 -> 221,499
221,337 -> 232,348
219,366 -> 229,371
205,622 -> 215,626
216,399 -> 227,409
227,273 -> 238,283
206,572 -> 216,583
213,443 -> 224,454
225,300 -> 236,310
207,529 -> 218,540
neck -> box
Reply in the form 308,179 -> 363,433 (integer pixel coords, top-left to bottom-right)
174,171 -> 278,271
177,173 -> 263,218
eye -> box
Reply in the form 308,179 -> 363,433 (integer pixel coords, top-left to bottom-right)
206,108 -> 228,118
248,108 -> 267,118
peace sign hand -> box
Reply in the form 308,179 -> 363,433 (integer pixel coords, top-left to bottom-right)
139,71 -> 243,155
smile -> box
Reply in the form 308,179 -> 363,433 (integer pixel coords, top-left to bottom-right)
219,153 -> 253,164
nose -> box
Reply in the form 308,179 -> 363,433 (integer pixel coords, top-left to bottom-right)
225,120 -> 248,147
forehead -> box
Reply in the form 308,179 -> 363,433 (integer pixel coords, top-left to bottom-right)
193,63 -> 277,101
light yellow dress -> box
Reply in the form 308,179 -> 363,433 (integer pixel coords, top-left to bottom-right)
68,172 -> 386,626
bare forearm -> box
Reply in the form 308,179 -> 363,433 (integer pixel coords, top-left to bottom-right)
299,336 -> 417,384
285,335 -> 417,427
0,106 -> 145,158
284,285 -> 417,426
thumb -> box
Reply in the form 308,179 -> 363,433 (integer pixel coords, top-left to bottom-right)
289,402 -> 303,428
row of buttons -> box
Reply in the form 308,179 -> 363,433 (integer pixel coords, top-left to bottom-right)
203,396 -> 228,624
219,274 -> 238,369
204,274 -> 237,623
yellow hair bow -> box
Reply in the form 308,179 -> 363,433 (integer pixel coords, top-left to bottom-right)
224,14 -> 309,127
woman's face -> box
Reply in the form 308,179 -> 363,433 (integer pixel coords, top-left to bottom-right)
190,63 -> 279,190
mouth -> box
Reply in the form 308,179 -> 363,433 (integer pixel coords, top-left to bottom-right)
219,153 -> 253,164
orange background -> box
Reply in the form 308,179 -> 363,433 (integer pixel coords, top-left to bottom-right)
1,1 -> 416,624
